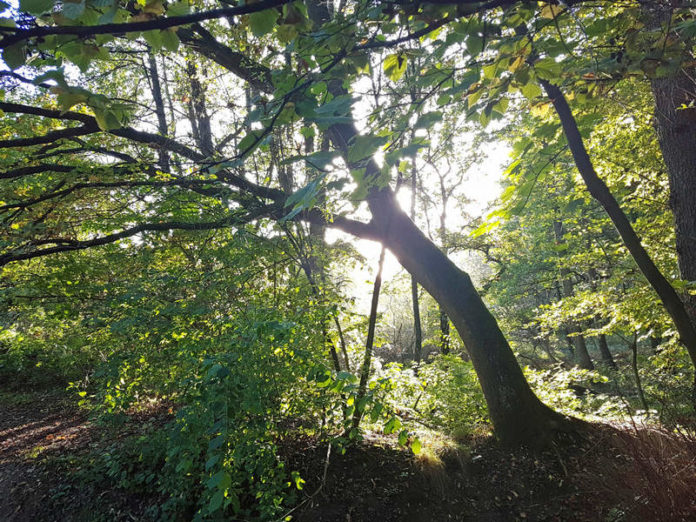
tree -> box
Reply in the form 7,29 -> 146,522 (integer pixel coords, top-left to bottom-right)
643,1 -> 696,319
0,0 -> 598,445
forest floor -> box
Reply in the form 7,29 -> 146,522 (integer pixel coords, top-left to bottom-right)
1,387 -> 694,521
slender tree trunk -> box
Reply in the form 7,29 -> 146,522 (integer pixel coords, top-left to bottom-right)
186,62 -> 214,157
353,245 -> 386,430
585,268 -> 616,369
552,219 -> 594,369
410,164 -> 423,363
438,183 -> 451,355
541,79 -> 696,370
596,332 -> 617,370
146,53 -> 170,171
630,333 -> 649,412
334,315 -> 350,371
439,309 -> 450,355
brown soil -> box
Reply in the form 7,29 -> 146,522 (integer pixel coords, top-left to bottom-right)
0,391 -> 164,521
2,390 -> 695,521
281,432 -> 612,522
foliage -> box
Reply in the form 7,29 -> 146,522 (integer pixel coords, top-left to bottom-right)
2,0 -> 696,517
377,355 -> 488,440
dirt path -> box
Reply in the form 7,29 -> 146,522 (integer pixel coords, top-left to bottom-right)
0,392 -> 93,521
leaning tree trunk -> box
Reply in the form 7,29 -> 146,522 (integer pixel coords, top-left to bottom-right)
541,79 -> 696,371
308,0 -> 577,446
362,187 -> 574,444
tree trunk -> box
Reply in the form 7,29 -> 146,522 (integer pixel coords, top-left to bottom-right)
630,334 -> 649,412
364,187 -> 574,445
652,70 -> 696,288
146,53 -> 170,171
439,309 -> 450,355
185,62 -> 214,157
596,333 -> 617,370
541,79 -> 696,370
438,180 -> 451,355
645,1 -> 696,320
570,329 -> 593,371
353,245 -> 386,430
410,164 -> 423,363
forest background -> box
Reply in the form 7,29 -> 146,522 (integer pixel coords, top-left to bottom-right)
1,0 -> 696,520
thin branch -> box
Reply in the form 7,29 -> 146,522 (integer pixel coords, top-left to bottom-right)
1,0 -> 292,49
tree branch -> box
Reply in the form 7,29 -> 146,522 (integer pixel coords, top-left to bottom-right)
0,204 -> 275,266
1,0 -> 292,49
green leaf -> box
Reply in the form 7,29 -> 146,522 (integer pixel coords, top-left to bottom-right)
57,90 -> 89,112
160,29 -> 180,51
534,57 -> 562,80
3,42 -> 26,70
281,174 -> 327,221
249,9 -> 279,37
384,53 -> 407,82
205,455 -> 220,471
384,416 -> 402,434
357,396 -> 370,412
143,29 -> 163,50
479,105 -> 491,127
19,0 -> 53,15
521,82 -> 542,100
466,34 -> 484,55
93,109 -> 121,131
167,0 -> 189,16
207,490 -> 224,513
208,471 -> 232,491
336,370 -> 355,381
290,471 -> 305,490
398,429 -> 409,446
414,111 -> 442,130
483,62 -> 499,80
411,438 -> 422,455
33,68 -> 67,87
62,0 -> 85,19
347,134 -> 387,164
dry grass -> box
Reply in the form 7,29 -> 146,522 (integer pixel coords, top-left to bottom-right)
585,423 -> 696,521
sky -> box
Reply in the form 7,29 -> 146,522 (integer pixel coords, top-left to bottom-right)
330,138 -> 510,311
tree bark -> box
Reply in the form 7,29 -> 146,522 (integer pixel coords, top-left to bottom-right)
644,2 -> 696,320
541,79 -> 696,370
353,245 -> 386,430
596,333 -> 617,370
410,164 -> 423,363
366,190 -> 573,444
146,53 -> 170,171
